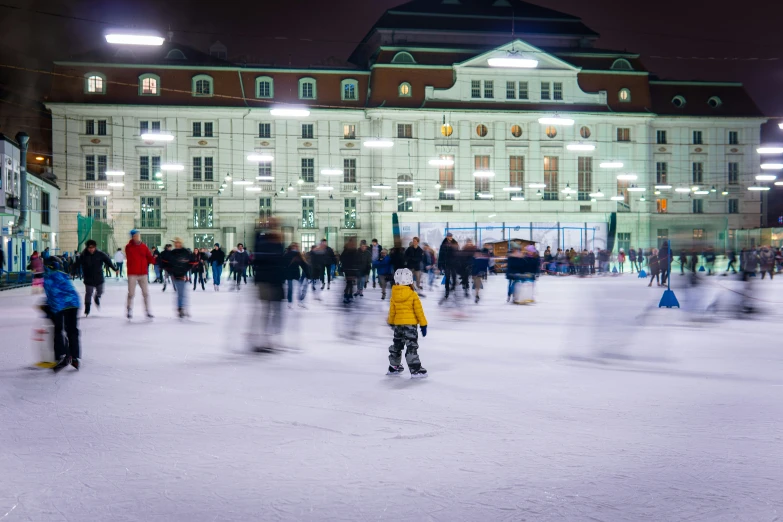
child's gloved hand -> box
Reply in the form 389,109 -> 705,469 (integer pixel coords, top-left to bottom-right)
420,325 -> 427,337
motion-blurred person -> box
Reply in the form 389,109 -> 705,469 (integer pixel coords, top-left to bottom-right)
75,239 -> 117,317
162,238 -> 194,318
372,249 -> 393,300
617,249 -> 626,273
438,233 -> 458,300
629,248 -> 637,273
506,243 -> 525,303
28,250 -> 45,293
405,236 -> 425,290
191,247 -> 207,291
283,242 -> 309,308
340,238 -> 361,303
760,246 -> 775,280
472,247 -> 490,303
704,247 -> 716,276
230,243 -> 251,291
252,222 -> 285,352
659,242 -> 670,286
423,243 -> 437,290
647,249 -> 661,287
125,230 -> 155,320
637,248 -> 645,272
43,256 -> 82,372
210,243 -> 226,290
114,248 -> 125,279
689,249 -> 698,274
358,240 -> 372,295
725,248 -> 737,274
386,268 -> 428,378
158,244 -> 173,292
370,238 -> 383,288
457,239 -> 476,297
679,250 -> 688,275
312,239 -> 336,291
152,246 -> 163,283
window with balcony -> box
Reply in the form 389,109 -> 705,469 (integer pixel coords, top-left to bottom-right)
301,158 -> 314,183
258,161 -> 272,179
193,197 -> 214,228
140,196 -> 161,228
344,198 -> 357,228
728,162 -> 739,185
259,123 -> 271,139
85,154 -> 107,181
301,198 -> 315,228
192,157 -> 214,182
86,195 -> 107,221
656,162 -> 668,184
578,157 -> 592,201
259,197 -> 272,227
543,156 -> 558,200
139,155 -> 160,181
343,158 -> 356,183
692,162 -> 704,184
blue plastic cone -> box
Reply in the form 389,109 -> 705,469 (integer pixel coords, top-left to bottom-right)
612,266 -> 618,273
659,289 -> 680,308
698,266 -> 705,272
638,270 -> 647,278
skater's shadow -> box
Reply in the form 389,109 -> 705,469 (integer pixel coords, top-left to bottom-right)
380,376 -> 430,389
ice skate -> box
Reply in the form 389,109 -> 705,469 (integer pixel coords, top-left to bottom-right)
52,355 -> 72,373
410,367 -> 428,379
387,365 -> 405,375
71,358 -> 80,370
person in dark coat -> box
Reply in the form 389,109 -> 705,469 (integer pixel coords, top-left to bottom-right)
370,238 -> 383,288
74,239 -> 117,316
659,242 -> 670,286
471,248 -> 490,302
43,256 -> 82,371
191,247 -> 207,290
252,223 -> 286,351
230,243 -> 251,290
438,233 -> 458,299
357,240 -> 373,294
210,243 -> 226,290
311,239 -> 336,291
282,243 -> 309,306
456,239 -> 476,296
648,249 -> 661,287
405,237 -> 425,290
372,249 -> 393,299
629,248 -> 637,273
340,238 -> 361,302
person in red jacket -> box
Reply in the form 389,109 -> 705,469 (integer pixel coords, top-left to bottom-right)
125,229 -> 155,320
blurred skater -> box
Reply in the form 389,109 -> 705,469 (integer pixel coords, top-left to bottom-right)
252,222 -> 285,352
372,249 -> 393,300
75,239 -> 117,317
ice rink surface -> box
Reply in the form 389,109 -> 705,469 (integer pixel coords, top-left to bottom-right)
1,272 -> 782,521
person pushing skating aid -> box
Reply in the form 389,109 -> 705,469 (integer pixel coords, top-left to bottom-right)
386,268 -> 428,378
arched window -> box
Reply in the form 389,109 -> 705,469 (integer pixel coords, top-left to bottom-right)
611,58 -> 633,71
165,49 -> 186,60
391,52 -> 416,64
256,76 -> 273,99
398,82 -> 412,97
139,74 -> 160,96
341,79 -> 359,101
672,95 -> 687,108
618,88 -> 631,102
84,72 -> 106,94
298,77 -> 316,100
708,96 -> 722,108
192,74 -> 213,97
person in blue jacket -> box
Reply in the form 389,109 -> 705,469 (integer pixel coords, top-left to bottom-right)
43,256 -> 82,372
471,248 -> 490,303
372,249 -> 393,300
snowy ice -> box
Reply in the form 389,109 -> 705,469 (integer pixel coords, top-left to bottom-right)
1,274 -> 782,521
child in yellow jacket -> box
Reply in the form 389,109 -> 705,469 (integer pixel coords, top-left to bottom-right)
387,268 -> 428,377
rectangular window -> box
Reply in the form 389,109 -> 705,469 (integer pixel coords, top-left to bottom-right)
301,82 -> 314,99
693,228 -> 704,239
509,156 -> 524,199
85,120 -> 95,135
193,122 -> 202,137
518,81 -> 528,100
344,198 -> 357,228
151,121 -> 161,132
577,156 -> 592,201
656,198 -> 668,214
259,123 -> 271,138
692,199 -> 704,214
656,130 -> 667,144
553,82 -> 563,101
398,176 -> 413,212
483,80 -> 494,99
140,196 -> 161,228
343,83 -> 356,100
438,155 -> 455,200
204,157 -> 213,181
142,77 -> 157,95
192,157 -> 202,181
258,80 -> 271,98
343,158 -> 356,183
729,131 -> 739,145
97,120 -> 107,136
506,81 -> 516,100
657,229 -> 669,243
656,162 -> 668,184
541,82 -> 550,100
86,195 -> 107,221
193,197 -> 214,228
474,155 -> 490,197
397,123 -> 413,139
152,157 -> 160,180
139,156 -> 149,181
139,121 -> 148,134
302,123 -> 314,139
343,124 -> 356,139
97,155 -> 107,181
617,179 -> 630,205
301,158 -> 314,183
693,130 -> 703,145
140,234 -> 161,251
301,198 -> 315,228
728,162 -> 739,185
729,199 -> 739,214
204,122 -> 213,138
617,233 -> 631,254
471,80 -> 481,99
85,155 -> 95,180
258,161 -> 272,178
259,197 -> 272,227
543,156 -> 558,200
617,128 -> 631,142
301,233 -> 316,251
41,191 -> 50,226
692,162 -> 704,184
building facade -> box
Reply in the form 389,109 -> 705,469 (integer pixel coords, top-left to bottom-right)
46,0 -> 766,253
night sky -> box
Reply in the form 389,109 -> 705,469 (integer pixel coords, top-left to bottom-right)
2,0 -> 782,216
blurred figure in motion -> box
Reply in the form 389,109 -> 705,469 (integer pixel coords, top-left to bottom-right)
759,246 -> 775,280
75,239 -> 117,317
340,238 -> 360,304
659,241 -> 670,286
506,243 -> 524,303
372,249 -> 392,300
125,229 -> 155,320
43,256 -> 82,372
210,243 -> 226,291
438,233 -> 458,301
704,247 -> 716,276
458,239 -> 476,297
405,236 -> 425,291
472,246 -> 490,303
159,244 -> 173,293
679,250 -> 688,275
422,243 -> 437,290
725,248 -> 737,274
637,247 -> 645,272
283,242 -> 309,309
231,243 -> 251,290
370,238 -> 383,288
647,249 -> 661,287
312,239 -> 336,292
617,249 -> 626,273
114,248 -> 125,279
386,268 -> 428,378
152,246 -> 162,283
163,238 -> 194,319
358,240 -> 372,296
629,248 -> 637,274
252,220 -> 285,352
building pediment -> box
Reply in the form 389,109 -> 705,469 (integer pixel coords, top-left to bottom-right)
455,40 -> 580,73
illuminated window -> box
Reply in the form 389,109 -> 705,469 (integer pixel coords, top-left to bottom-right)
192,74 -> 213,96
510,125 -> 523,138
580,126 -> 591,139
85,73 -> 106,94
543,156 -> 558,200
617,128 -> 631,142
618,88 -> 630,102
139,74 -> 159,95
476,124 -> 488,137
656,198 -> 668,214
399,82 -> 411,97
545,126 -> 557,139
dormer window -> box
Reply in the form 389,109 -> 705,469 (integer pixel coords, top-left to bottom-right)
139,74 -> 160,96
256,76 -> 273,99
391,52 -> 416,64
85,72 -> 106,94
611,59 -> 633,71
399,82 -> 411,97
672,95 -> 686,108
618,88 -> 631,102
471,80 -> 494,99
299,77 -> 316,100
341,79 -> 358,101
192,74 -> 213,97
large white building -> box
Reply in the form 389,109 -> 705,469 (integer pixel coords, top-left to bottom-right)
46,0 -> 766,254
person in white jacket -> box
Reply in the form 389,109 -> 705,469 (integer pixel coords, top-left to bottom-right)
113,248 -> 126,278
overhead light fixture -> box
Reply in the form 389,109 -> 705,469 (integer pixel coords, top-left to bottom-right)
748,185 -> 770,191
627,186 -> 646,192
371,183 -> 391,190
710,186 -> 717,193
225,174 -> 232,180
589,190 -> 604,198
300,194 -> 316,199
428,158 -> 454,167
288,183 -> 294,191
105,170 -> 125,176
566,143 -> 595,151
352,187 -> 359,194
561,184 -> 575,194
280,186 -> 286,194
434,182 -> 442,189
154,172 -> 163,179
363,139 -> 394,148
610,195 -> 625,201
757,147 -> 783,154
406,197 -> 421,202
640,196 -> 646,202
675,187 -> 692,193
256,176 -> 274,181
35,156 -> 44,161
477,193 -> 494,199
105,31 -> 164,46
775,181 -> 783,186
444,189 -> 461,195
529,182 -> 547,189
599,162 -> 623,169
538,116 -> 575,126
655,185 -> 672,190
416,188 -> 422,196
297,177 -> 305,185
316,186 -> 334,191
94,190 -> 111,195
511,196 -> 525,201
270,107 -> 310,117
502,186 -> 523,192
246,187 -> 262,192
221,183 -> 227,188
756,174 -> 777,181
654,190 -> 661,195
397,181 -> 414,186
487,56 -> 538,68
247,154 -> 274,162
694,190 -> 709,195
617,174 -> 637,181
691,186 -> 700,192
364,191 -> 380,196
760,163 -> 783,170
107,182 -> 124,187
488,214 -> 497,218
536,189 -> 543,198
140,133 -> 174,142
320,168 -> 343,176
233,180 -> 253,185
472,171 -> 495,178
721,188 -> 730,194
